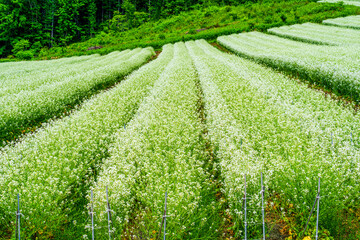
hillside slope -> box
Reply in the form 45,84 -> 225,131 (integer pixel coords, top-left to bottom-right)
2,0 -> 358,61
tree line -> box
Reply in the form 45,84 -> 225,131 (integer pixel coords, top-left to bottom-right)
0,0 -> 254,58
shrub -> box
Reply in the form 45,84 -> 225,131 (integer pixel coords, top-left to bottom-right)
12,39 -> 30,54
31,41 -> 43,54
229,12 -> 239,21
188,29 -> 197,35
15,50 -> 34,60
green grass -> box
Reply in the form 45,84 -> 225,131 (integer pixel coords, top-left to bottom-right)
24,0 -> 360,60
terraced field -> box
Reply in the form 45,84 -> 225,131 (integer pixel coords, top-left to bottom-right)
218,32 -> 360,102
319,0 -> 360,7
268,22 -> 360,45
323,14 -> 360,29
0,48 -> 154,146
1,15 -> 360,240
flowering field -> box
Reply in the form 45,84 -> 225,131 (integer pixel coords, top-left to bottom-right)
318,0 -> 360,7
323,15 -> 360,29
217,32 -> 360,102
1,26 -> 360,239
0,48 -> 154,146
91,42 -> 223,239
188,39 -> 360,239
0,51 -> 127,97
0,45 -> 169,238
268,22 -> 360,45
86,40 -> 360,239
0,54 -> 96,83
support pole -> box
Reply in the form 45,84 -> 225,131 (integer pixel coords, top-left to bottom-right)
331,133 -> 333,146
163,192 -> 167,240
106,186 -> 112,240
158,192 -> 168,240
302,178 -> 320,238
315,177 -> 320,240
244,174 -> 247,240
261,173 -> 265,240
91,189 -> 94,240
17,194 -> 20,240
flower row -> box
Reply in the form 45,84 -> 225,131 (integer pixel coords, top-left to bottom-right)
0,45 -> 171,238
268,22 -> 360,46
187,39 -> 360,238
218,32 -> 360,102
90,42 -> 222,239
323,15 -> 360,29
0,48 -> 153,144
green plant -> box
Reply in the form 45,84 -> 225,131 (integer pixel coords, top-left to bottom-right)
188,39 -> 360,238
0,47 -> 154,146
8,0 -> 359,61
218,31 -> 360,101
31,41 -> 43,54
229,12 -> 239,20
12,39 -> 29,51
188,29 -> 197,34
0,47 -> 157,238
15,50 -> 34,60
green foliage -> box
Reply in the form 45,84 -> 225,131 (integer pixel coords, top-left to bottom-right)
188,29 -> 198,34
134,11 -> 149,26
15,50 -> 34,60
109,10 -> 149,32
56,0 -> 85,45
12,39 -> 30,54
31,41 -> 43,54
0,45 -> 5,56
122,0 -> 136,27
1,0 -> 359,60
11,39 -> 36,59
38,46 -> 50,58
110,12 -> 128,31
159,33 -> 166,39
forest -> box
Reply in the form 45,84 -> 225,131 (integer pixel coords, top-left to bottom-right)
0,0 -> 255,58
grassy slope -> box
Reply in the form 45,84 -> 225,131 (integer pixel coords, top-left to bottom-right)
35,0 -> 360,60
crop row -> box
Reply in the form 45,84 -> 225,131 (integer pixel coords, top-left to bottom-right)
0,50 -> 132,97
0,54 -> 97,80
0,48 -> 154,145
188,39 -> 360,238
319,0 -> 360,7
91,42 -> 222,239
1,37 -> 360,239
0,45 -> 172,238
268,22 -> 360,45
323,14 -> 360,29
217,32 -> 360,102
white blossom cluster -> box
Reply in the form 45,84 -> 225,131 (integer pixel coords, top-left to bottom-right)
0,51 -> 127,97
0,45 -> 174,237
1,32 -> 359,238
187,39 -> 360,235
318,0 -> 360,7
0,47 -> 154,142
268,22 -> 360,46
91,42 -> 220,239
323,15 -> 360,29
187,40 -> 267,235
217,32 -> 360,101
0,54 -> 97,82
